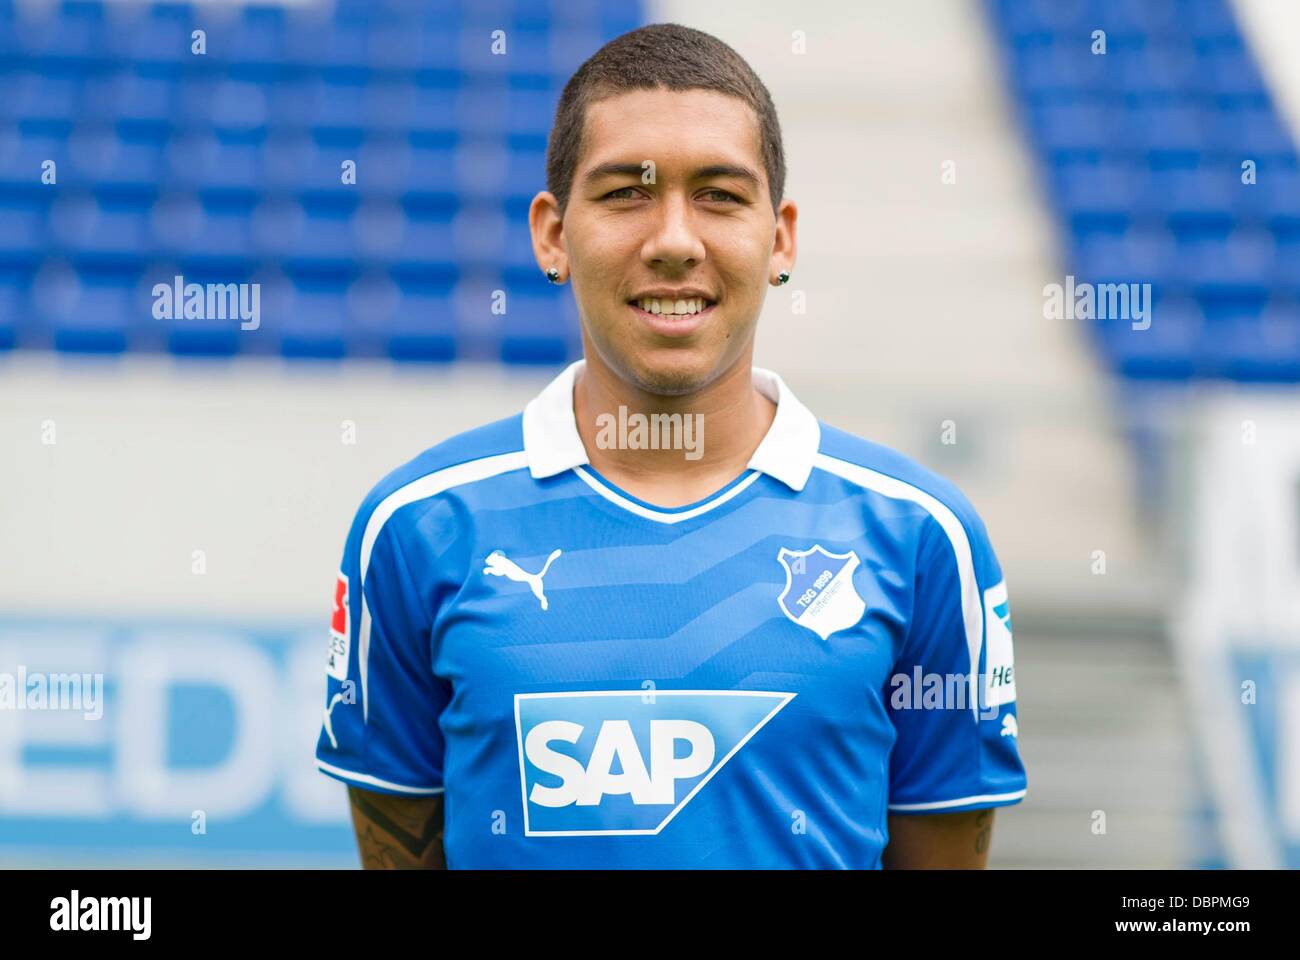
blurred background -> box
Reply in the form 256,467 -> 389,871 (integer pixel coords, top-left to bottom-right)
1,0 -> 1298,868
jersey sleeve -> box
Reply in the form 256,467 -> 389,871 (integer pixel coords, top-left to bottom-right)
885,505 -> 1026,814
315,496 -> 448,796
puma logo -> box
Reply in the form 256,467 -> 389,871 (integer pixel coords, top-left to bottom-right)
483,548 -> 562,610
323,691 -> 346,749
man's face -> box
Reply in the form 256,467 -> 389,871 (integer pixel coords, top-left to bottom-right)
555,87 -> 793,396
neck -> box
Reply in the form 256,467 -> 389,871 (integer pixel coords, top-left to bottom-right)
573,350 -> 777,504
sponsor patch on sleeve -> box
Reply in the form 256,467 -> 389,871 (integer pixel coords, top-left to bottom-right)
982,580 -> 1016,707
327,571 -> 350,681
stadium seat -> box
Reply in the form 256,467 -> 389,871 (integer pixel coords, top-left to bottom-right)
986,0 -> 1300,382
0,0 -> 630,362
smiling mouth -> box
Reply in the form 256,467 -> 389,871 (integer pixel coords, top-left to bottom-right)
626,297 -> 719,337
627,296 -> 717,316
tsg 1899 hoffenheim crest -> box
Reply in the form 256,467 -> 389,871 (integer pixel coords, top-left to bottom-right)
776,545 -> 867,640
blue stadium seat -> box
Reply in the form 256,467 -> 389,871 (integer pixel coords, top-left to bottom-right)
385,288 -> 459,362
1182,0 -> 1241,41
49,193 -> 151,260
0,129 -> 69,191
1181,228 -> 1274,296
508,83 -> 560,138
123,9 -> 195,68
399,84 -> 462,138
1126,102 -> 1209,155
32,263 -> 137,354
210,81 -> 271,134
987,0 -> 1300,382
0,267 -> 23,350
1012,42 -> 1108,97
249,196 -> 304,259
1096,295 -> 1199,380
1200,45 -> 1267,97
150,194 -> 256,264
225,7 -> 288,69
456,82 -> 512,136
166,133 -> 263,193
290,197 -> 361,264
500,292 -> 576,364
302,135 -> 372,194
285,17 -> 369,72
0,0 -> 630,364
280,278 -> 350,359
258,133 -> 315,193
457,23 -> 552,78
1234,167 -> 1300,224
1107,41 -> 1199,96
1275,232 -> 1300,293
354,136 -> 411,195
6,70 -> 80,124
1092,0 -> 1182,37
1052,157 -> 1141,222
395,208 -> 457,267
359,82 -> 416,136
0,195 -> 51,258
1211,301 -> 1300,381
1031,101 -> 1116,154
306,80 -> 369,134
1148,164 -> 1236,225
83,70 -> 177,126
363,21 -> 463,74
403,141 -> 457,197
503,219 -> 541,271
1073,226 -> 1178,285
1208,105 -> 1294,156
161,265 -> 255,357
13,5 -> 103,62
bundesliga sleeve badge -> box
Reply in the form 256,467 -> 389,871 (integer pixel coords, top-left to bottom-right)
327,571 -> 350,681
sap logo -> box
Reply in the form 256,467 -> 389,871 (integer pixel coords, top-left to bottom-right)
526,719 -> 714,807
514,690 -> 794,836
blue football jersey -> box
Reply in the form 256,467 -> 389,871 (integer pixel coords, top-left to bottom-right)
316,361 -> 1026,868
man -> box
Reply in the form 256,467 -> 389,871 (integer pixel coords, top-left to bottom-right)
316,22 -> 1025,869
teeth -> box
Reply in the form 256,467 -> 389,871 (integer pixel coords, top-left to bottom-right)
636,297 -> 708,315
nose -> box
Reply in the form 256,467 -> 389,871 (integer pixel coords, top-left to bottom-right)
641,192 -> 706,271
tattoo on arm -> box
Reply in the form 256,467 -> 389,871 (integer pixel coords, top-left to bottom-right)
884,808 -> 996,868
348,786 -> 446,869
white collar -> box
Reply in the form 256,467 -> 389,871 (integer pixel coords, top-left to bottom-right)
521,359 -> 821,491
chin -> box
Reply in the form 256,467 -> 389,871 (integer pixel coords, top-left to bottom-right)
621,348 -> 729,398
584,320 -> 749,399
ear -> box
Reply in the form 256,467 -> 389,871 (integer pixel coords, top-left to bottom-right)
529,191 -> 567,280
770,197 -> 798,281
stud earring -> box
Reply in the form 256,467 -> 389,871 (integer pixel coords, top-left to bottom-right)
545,267 -> 561,284
776,270 -> 790,285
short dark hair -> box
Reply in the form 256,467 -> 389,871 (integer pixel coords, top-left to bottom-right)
545,23 -> 786,216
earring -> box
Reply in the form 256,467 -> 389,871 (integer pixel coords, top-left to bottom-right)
546,267 -> 561,284
776,270 -> 790,285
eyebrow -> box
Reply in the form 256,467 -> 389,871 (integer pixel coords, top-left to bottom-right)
582,161 -> 762,186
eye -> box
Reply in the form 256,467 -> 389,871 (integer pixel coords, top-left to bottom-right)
699,188 -> 741,203
601,186 -> 641,201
